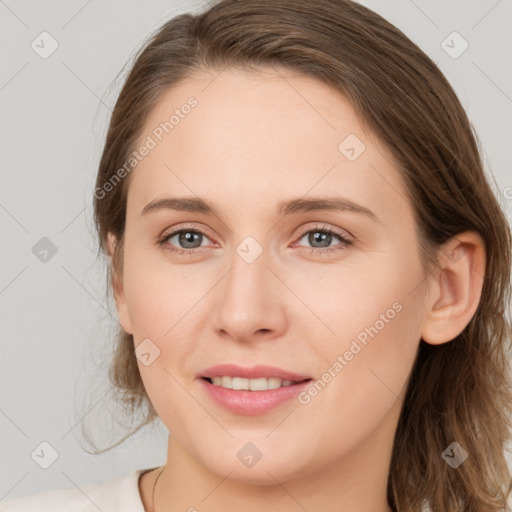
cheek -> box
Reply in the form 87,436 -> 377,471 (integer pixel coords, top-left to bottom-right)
286,299 -> 422,469
121,246 -> 202,337
295,256 -> 424,436
121,249 -> 210,404
282,243 -> 424,345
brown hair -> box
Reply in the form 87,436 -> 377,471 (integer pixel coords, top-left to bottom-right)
89,0 -> 512,510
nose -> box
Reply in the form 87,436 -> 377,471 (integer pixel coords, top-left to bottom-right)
211,244 -> 288,344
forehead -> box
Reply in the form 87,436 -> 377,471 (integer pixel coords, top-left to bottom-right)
127,66 -> 411,222
141,66 -> 370,161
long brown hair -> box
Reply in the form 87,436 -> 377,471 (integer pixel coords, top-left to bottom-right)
89,1 -> 512,510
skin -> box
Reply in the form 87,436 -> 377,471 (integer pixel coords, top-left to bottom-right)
107,66 -> 485,512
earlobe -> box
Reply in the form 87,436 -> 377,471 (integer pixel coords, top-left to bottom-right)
106,232 -> 133,335
421,232 -> 486,345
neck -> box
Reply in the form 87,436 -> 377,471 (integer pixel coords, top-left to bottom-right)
149,401 -> 399,512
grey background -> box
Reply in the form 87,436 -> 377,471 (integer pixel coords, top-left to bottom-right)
1,0 -> 511,501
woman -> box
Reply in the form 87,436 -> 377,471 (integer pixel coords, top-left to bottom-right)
2,0 -> 511,510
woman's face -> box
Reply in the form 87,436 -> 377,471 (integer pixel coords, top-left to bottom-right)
112,66 -> 429,483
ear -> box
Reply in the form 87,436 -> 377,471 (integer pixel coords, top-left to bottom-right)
421,231 -> 486,345
107,232 -> 133,335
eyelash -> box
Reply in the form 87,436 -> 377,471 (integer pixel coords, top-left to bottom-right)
157,223 -> 353,256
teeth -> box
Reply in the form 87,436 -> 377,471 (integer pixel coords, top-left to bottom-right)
210,376 -> 297,390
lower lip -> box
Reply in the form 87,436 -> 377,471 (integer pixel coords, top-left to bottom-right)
198,378 -> 312,416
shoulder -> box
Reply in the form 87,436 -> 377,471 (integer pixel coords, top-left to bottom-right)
0,467 -> 155,512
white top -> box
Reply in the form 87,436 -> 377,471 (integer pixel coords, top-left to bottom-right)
0,467 -> 157,511
2,468 -> 511,511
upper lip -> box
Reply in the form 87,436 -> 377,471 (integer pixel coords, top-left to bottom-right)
199,364 -> 312,382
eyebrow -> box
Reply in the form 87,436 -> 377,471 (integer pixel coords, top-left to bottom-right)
140,196 -> 379,222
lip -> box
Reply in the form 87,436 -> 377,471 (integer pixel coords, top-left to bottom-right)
198,378 -> 312,416
198,363 -> 312,381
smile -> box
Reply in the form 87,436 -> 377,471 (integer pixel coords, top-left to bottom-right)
199,377 -> 313,415
205,376 -> 305,390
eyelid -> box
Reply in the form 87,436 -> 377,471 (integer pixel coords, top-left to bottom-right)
159,222 -> 217,242
294,222 -> 353,242
160,221 -> 353,241
157,223 -> 218,256
158,221 -> 354,253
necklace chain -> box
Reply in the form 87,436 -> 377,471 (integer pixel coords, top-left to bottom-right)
151,466 -> 165,512
150,464 -> 394,511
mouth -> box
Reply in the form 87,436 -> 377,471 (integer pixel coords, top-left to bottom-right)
201,376 -> 312,391
198,363 -> 312,383
198,375 -> 314,416
197,364 -> 314,414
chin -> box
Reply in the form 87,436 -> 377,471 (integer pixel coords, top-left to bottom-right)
198,445 -> 320,486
